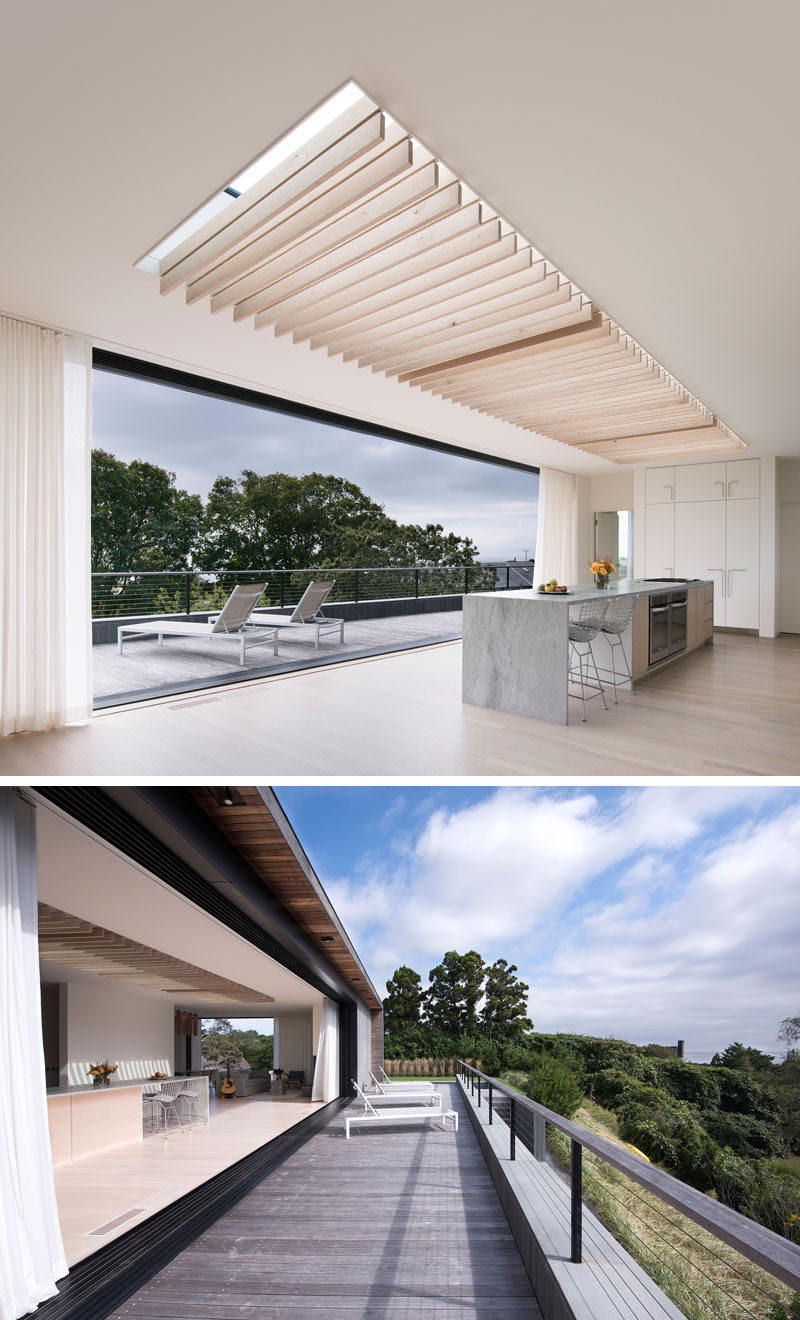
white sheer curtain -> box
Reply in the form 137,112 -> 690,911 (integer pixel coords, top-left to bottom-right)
532,466 -> 577,587
311,999 -> 339,1102
0,790 -> 67,1320
0,316 -> 92,736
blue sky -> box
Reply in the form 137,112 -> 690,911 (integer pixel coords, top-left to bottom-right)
92,369 -> 539,561
276,785 -> 800,1060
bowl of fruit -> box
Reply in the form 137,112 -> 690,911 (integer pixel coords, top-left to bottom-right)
537,579 -> 570,594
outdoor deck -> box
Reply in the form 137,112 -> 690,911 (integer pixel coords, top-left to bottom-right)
93,610 -> 463,706
111,1083 -> 541,1319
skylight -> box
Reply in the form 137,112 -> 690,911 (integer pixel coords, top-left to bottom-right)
135,80 -> 364,273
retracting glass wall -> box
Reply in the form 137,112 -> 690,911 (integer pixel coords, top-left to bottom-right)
90,353 -> 539,707
31,795 -> 349,1276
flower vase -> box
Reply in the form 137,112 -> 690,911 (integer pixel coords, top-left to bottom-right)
595,573 -> 608,589
93,1074 -> 110,1087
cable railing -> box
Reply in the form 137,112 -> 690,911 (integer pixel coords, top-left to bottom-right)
457,1061 -> 800,1318
90,562 -> 534,621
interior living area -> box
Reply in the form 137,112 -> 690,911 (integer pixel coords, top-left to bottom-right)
1,2 -> 798,776
2,785 -> 383,1316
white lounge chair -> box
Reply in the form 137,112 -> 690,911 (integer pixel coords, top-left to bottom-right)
246,580 -> 345,650
369,1070 -> 435,1094
377,1066 -> 435,1092
117,582 -> 278,667
345,1082 -> 457,1139
358,1079 -> 441,1108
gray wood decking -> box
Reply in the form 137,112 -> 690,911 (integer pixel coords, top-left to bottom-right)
93,610 -> 463,705
111,1083 -> 542,1319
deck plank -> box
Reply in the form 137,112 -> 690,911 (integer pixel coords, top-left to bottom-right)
112,1084 -> 542,1319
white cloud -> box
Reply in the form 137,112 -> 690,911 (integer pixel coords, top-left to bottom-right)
325,788 -> 799,1056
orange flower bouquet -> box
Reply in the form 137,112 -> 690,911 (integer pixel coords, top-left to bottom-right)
590,556 -> 616,588
88,1060 -> 118,1087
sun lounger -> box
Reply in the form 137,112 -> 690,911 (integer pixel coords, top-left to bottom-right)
369,1070 -> 435,1094
117,583 -> 277,667
246,580 -> 344,650
358,1079 -> 441,1108
345,1081 -> 457,1139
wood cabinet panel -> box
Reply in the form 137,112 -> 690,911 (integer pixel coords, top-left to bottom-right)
632,596 -> 650,678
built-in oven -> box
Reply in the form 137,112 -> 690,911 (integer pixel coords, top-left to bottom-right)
649,590 -> 688,666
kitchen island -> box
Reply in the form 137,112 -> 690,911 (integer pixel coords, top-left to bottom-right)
462,579 -> 713,725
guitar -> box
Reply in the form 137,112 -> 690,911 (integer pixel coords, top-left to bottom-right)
220,1070 -> 237,1098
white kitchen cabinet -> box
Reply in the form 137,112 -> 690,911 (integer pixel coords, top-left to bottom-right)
645,502 -> 675,578
645,467 -> 675,504
725,459 -> 760,501
674,462 -> 726,502
725,498 -> 760,629
675,502 -> 727,625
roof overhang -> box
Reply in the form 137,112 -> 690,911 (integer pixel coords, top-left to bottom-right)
192,787 -> 382,1012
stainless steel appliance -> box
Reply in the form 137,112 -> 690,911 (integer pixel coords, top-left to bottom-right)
649,590 -> 688,666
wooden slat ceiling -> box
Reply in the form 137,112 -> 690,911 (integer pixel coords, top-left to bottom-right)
157,90 -> 744,465
38,902 -> 273,1006
192,788 -> 382,1011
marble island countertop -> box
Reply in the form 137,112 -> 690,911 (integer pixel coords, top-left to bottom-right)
46,1076 -> 179,1097
472,578 -> 712,606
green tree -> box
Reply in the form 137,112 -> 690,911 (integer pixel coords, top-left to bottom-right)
710,1042 -> 775,1071
778,1015 -> 800,1059
199,470 -> 388,569
426,951 -> 486,1039
480,958 -> 532,1041
198,469 -> 482,571
91,449 -> 203,570
525,1055 -> 583,1118
384,966 -> 425,1034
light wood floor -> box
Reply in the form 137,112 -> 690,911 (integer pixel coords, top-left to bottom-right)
54,1093 -> 322,1266
2,632 -> 798,777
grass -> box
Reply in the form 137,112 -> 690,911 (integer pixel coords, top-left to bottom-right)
773,1156 -> 800,1181
384,1075 -> 456,1082
496,1075 -> 792,1320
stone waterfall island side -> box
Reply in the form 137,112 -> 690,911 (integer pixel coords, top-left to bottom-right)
461,580 -> 711,726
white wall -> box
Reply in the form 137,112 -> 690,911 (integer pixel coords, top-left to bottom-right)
63,976 -> 174,1086
778,459 -> 800,634
590,471 -> 635,514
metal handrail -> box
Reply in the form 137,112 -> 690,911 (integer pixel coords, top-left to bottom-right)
457,1061 -> 800,1290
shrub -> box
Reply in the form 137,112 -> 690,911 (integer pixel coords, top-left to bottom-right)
703,1112 -> 784,1159
525,1055 -> 583,1119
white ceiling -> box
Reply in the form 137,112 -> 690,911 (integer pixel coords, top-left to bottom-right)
1,1 -> 798,467
36,806 -> 322,1016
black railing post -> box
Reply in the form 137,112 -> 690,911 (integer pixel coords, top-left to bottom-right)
280,573 -> 285,609
470,1070 -> 474,1096
464,566 -> 469,595
477,1075 -> 481,1106
506,565 -> 511,590
415,568 -> 419,599
354,570 -> 359,603
571,1140 -> 583,1263
488,1082 -> 493,1124
185,571 -> 192,618
510,1099 -> 516,1160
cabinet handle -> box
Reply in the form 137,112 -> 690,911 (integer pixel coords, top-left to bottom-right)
664,485 -> 674,501
707,569 -> 725,597
727,480 -> 739,497
728,568 -> 746,597
714,480 -> 726,498
664,567 -> 674,577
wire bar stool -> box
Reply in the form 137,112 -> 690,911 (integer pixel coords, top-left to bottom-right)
568,600 -> 610,721
599,595 -> 636,703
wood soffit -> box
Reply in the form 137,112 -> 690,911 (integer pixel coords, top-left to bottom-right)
37,902 -> 273,1006
192,788 -> 382,1011
151,89 -> 745,466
